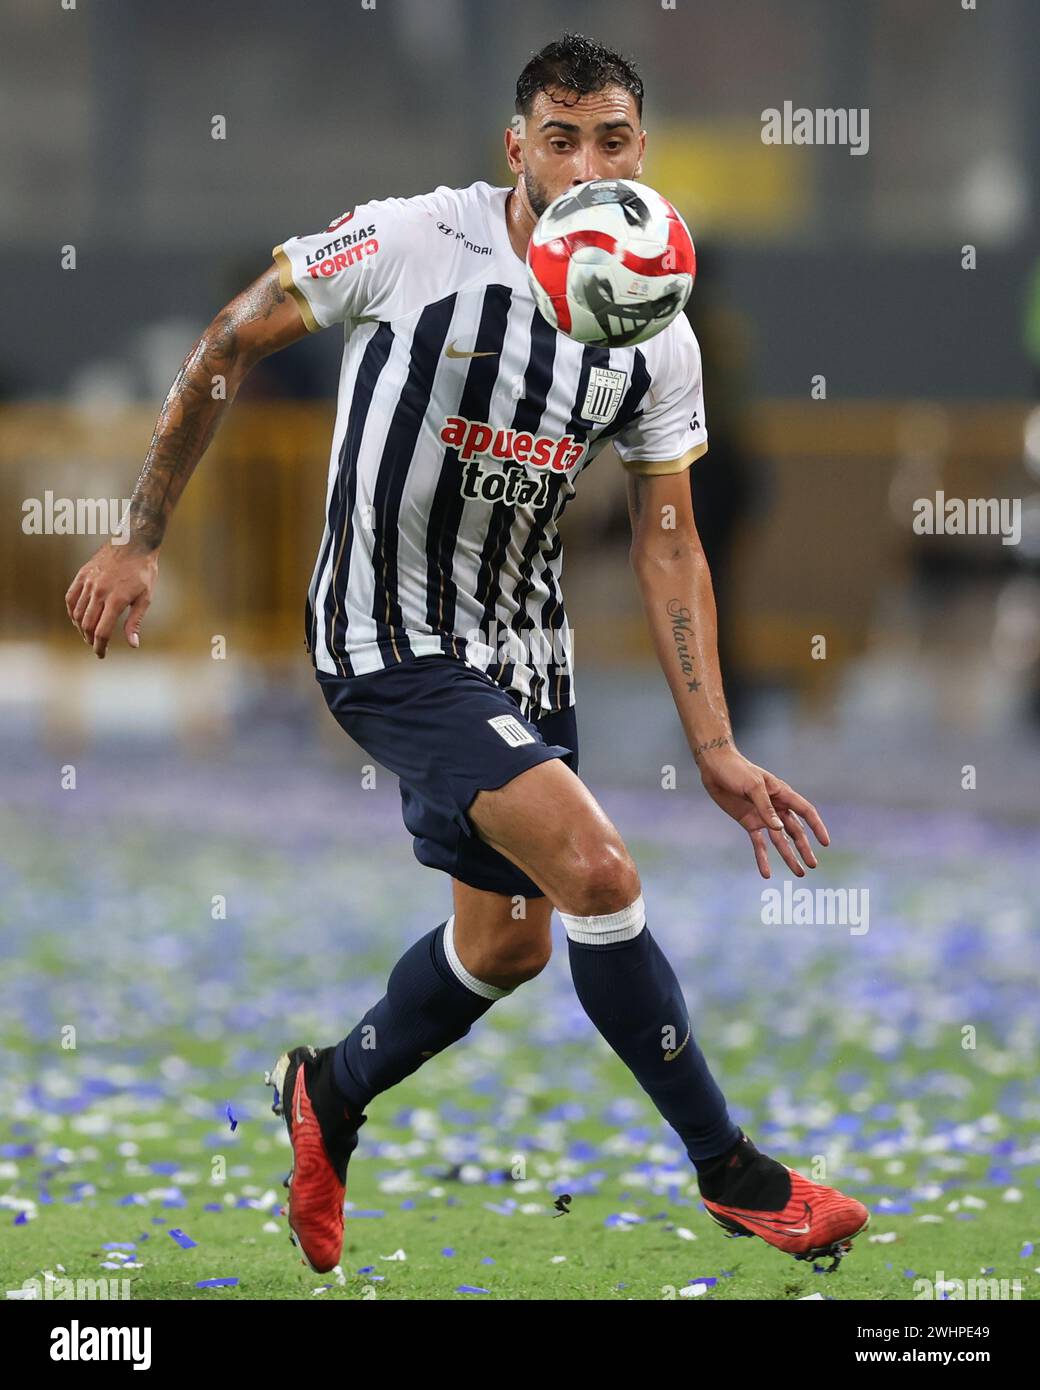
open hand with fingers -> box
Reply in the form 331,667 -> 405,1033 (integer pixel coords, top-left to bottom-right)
65,542 -> 158,659
696,746 -> 830,878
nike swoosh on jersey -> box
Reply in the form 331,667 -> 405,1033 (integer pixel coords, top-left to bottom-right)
663,1024 -> 691,1061
444,340 -> 499,359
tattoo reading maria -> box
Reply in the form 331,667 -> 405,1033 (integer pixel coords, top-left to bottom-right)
666,598 -> 701,693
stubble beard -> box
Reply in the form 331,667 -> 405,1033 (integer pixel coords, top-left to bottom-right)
522,167 -> 554,220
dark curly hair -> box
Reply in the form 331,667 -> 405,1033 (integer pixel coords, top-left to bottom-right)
515,32 -> 644,123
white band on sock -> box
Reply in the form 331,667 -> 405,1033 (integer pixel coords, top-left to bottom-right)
442,915 -> 513,999
558,893 -> 647,946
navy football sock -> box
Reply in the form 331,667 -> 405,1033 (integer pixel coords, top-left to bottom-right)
331,917 -> 506,1117
562,896 -> 741,1164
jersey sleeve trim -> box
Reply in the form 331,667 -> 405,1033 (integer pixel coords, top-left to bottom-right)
618,440 -> 708,476
272,243 -> 321,334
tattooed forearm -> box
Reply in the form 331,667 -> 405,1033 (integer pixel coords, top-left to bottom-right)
125,321 -> 236,551
692,735 -> 731,763
124,273 -> 287,551
665,597 -> 702,693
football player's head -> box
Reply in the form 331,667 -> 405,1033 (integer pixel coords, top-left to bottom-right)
508,33 -> 646,222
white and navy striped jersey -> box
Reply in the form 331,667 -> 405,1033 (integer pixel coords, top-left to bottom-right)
273,180 -> 708,716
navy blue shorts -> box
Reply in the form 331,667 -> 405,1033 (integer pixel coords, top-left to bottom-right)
317,655 -> 578,898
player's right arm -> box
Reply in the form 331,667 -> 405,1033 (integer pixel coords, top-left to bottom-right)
65,266 -> 309,658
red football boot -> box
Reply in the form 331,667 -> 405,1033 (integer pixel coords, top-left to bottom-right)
264,1045 -> 366,1273
699,1133 -> 870,1270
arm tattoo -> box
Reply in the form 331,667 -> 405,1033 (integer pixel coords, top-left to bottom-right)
629,472 -> 648,522
124,274 -> 286,551
692,735 -> 731,762
666,597 -> 701,693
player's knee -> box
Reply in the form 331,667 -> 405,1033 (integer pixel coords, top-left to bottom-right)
560,839 -> 640,917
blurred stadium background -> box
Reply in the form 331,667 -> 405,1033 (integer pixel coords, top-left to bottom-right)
2,0 -> 1039,1300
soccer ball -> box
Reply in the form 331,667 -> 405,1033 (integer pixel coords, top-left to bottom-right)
526,178 -> 695,347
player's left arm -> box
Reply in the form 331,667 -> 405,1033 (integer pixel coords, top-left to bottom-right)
627,466 -> 829,878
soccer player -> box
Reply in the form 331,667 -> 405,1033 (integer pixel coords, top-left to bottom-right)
66,33 -> 869,1276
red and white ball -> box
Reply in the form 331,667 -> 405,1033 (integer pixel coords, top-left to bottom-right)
526,178 -> 696,347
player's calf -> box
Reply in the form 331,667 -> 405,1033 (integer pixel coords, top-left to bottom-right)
450,881 -> 553,988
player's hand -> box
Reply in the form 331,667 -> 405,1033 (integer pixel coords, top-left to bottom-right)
697,746 -> 830,878
65,542 -> 158,659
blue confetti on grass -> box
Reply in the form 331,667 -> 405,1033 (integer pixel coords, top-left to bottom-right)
226,1104 -> 238,1133
456,1285 -> 489,1294
8,752 -> 1040,1306
169,1228 -> 197,1249
195,1277 -> 238,1288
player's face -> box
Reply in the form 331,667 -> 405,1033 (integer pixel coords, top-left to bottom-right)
508,85 -> 645,218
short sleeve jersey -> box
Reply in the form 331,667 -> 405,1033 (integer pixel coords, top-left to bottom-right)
274,181 -> 708,714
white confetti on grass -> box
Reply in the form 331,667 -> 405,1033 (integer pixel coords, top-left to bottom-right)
0,1197 -> 37,1217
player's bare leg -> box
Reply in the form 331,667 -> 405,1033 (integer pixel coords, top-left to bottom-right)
467,757 -> 641,914
467,758 -> 870,1269
450,880 -> 553,990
